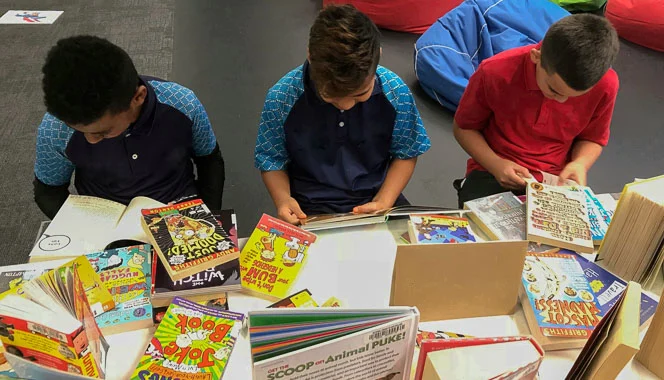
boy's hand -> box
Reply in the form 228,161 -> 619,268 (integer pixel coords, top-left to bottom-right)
353,200 -> 390,215
489,158 -> 532,189
276,197 -> 307,225
558,162 -> 587,186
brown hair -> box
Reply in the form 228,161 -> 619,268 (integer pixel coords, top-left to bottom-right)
308,4 -> 381,98
541,14 -> 619,91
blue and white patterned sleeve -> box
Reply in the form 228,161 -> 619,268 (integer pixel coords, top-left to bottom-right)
378,67 -> 431,159
150,80 -> 217,157
34,113 -> 75,186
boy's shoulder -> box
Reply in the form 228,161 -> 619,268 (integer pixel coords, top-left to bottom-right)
144,76 -> 197,105
376,66 -> 409,96
592,68 -> 619,98
266,66 -> 306,100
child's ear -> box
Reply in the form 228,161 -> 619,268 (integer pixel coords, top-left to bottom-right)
530,48 -> 542,65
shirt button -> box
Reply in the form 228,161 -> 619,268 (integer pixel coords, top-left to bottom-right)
339,121 -> 345,127
340,110 -> 344,113
126,133 -> 131,138
132,154 -> 138,160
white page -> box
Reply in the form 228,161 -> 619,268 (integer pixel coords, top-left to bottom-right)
0,10 -> 63,24
30,195 -> 126,258
113,196 -> 164,243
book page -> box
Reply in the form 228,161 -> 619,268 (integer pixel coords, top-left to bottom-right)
30,195 -> 126,257
113,196 -> 164,244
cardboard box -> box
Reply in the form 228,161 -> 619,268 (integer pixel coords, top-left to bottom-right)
390,240 -> 527,321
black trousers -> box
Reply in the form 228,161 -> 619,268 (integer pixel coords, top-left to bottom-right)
454,170 -> 525,208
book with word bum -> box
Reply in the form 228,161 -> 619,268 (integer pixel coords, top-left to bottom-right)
141,199 -> 239,281
240,214 -> 317,298
0,257 -> 111,378
86,244 -> 153,335
131,297 -> 244,380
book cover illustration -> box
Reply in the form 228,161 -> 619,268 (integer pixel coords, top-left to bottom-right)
416,330 -> 473,347
131,297 -> 243,380
142,199 -> 239,279
154,259 -> 240,293
410,215 -> 476,244
526,181 -> 593,253
580,188 -> 611,244
522,252 -> 600,338
87,245 -> 153,333
267,289 -> 318,308
154,294 -> 229,326
240,214 -> 317,298
0,260 -> 69,300
55,256 -> 116,318
464,192 -> 526,240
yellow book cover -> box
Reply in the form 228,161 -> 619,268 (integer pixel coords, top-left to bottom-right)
239,214 -> 317,298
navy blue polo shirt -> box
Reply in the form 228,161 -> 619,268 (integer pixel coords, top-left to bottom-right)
255,62 -> 431,213
34,76 -> 217,205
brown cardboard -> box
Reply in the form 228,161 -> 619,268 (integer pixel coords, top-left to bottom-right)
635,288 -> 664,378
390,240 -> 527,321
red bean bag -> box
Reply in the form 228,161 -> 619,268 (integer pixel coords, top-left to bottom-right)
606,0 -> 664,52
322,0 -> 463,34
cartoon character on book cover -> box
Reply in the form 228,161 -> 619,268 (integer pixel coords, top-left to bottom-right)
411,215 -> 476,244
131,297 -> 243,380
239,214 -> 317,298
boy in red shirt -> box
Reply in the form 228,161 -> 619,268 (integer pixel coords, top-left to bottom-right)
453,14 -> 619,207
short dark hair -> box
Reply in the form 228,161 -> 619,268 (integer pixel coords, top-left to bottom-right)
42,35 -> 139,125
541,14 -> 619,91
308,4 -> 381,98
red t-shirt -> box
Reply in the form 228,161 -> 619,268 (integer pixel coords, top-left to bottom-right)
455,43 -> 619,180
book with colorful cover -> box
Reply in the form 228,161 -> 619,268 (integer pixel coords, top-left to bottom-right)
86,245 -> 153,335
267,289 -> 318,308
408,214 -> 476,244
526,181 -> 594,253
141,199 -> 240,281
0,258 -> 110,378
131,297 -> 243,380
153,293 -> 229,325
581,187 -> 611,245
240,214 -> 317,298
0,260 -> 71,300
464,192 -> 526,241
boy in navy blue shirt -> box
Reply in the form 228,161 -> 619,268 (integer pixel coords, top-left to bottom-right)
34,36 -> 225,218
255,5 -> 431,224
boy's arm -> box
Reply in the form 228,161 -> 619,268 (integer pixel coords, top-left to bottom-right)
453,65 -> 531,189
354,76 -> 430,214
34,113 -> 75,218
557,140 -> 602,186
261,171 -> 306,224
189,94 -> 224,210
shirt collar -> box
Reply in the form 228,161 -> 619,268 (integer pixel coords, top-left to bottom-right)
302,60 -> 382,106
126,76 -> 157,135
524,42 -> 542,92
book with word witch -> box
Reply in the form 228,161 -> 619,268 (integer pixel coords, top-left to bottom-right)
566,282 -> 641,380
240,214 -> 317,299
249,307 -> 419,380
131,297 -> 243,380
141,199 -> 239,281
526,181 -> 594,253
153,294 -> 229,325
520,251 -> 657,351
408,214 -> 476,244
464,192 -> 526,241
414,336 -> 544,380
0,257 -> 111,378
30,195 -> 164,261
86,244 -> 153,335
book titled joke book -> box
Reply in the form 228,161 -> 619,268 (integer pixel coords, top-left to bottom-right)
131,297 -> 244,380
520,250 -> 658,351
141,199 -> 240,281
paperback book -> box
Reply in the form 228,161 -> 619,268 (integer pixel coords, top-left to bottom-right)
153,294 -> 229,325
0,260 -> 70,298
407,215 -> 476,244
267,289 -> 318,308
131,297 -> 244,380
86,244 -> 153,334
301,205 -> 454,231
463,192 -> 526,241
141,199 -> 239,281
240,214 -> 317,298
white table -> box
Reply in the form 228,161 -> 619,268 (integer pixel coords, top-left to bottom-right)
105,221 -> 659,380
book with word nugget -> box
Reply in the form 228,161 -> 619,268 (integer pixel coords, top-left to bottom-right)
0,257 -> 111,378
240,214 -> 317,298
408,214 -> 476,244
141,199 -> 239,281
86,244 -> 153,335
131,297 -> 244,380
526,181 -> 593,253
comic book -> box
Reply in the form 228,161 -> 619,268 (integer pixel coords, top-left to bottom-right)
520,251 -> 658,351
0,258 -> 110,378
141,199 -> 239,281
86,245 -> 153,335
153,294 -> 229,326
239,214 -> 317,299
407,214 -> 477,244
131,297 -> 244,380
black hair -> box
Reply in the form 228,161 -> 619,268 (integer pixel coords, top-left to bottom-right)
308,4 -> 381,98
541,14 -> 619,91
42,35 -> 139,125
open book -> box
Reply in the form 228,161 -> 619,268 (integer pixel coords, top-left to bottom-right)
0,256 -> 112,378
302,205 -> 455,231
30,195 -> 164,261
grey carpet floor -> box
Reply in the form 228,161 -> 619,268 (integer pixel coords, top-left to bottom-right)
0,0 -> 174,265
